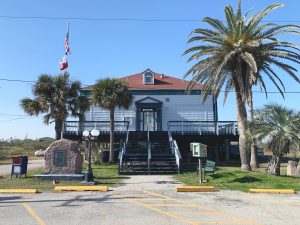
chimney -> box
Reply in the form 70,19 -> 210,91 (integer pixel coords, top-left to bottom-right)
160,74 -> 164,79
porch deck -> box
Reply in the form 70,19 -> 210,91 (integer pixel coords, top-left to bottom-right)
62,120 -> 238,140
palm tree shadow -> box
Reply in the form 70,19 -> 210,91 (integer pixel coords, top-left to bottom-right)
230,176 -> 262,183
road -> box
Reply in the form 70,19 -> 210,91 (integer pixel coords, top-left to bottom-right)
0,159 -> 45,177
0,175 -> 299,225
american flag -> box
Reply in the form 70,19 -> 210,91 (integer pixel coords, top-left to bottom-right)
65,25 -> 71,55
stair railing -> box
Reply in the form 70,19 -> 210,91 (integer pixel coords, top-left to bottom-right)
147,126 -> 151,175
168,130 -> 182,174
118,127 -> 130,174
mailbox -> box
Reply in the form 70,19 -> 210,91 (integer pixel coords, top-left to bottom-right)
11,155 -> 28,178
190,142 -> 207,158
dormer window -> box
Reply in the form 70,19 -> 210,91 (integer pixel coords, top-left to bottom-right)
143,71 -> 154,85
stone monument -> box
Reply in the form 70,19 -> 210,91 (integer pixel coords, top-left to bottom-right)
287,160 -> 298,176
45,139 -> 83,174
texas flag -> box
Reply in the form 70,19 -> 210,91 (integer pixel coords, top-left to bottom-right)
59,55 -> 68,70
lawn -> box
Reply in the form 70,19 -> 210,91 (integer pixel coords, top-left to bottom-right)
0,164 -> 126,190
176,163 -> 300,192
0,139 -> 53,164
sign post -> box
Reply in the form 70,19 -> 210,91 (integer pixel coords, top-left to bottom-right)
190,142 -> 207,184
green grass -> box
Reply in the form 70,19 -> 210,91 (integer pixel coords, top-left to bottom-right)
0,164 -> 127,190
0,139 -> 53,163
175,164 -> 300,192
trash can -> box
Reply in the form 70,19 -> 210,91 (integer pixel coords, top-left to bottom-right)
11,155 -> 28,178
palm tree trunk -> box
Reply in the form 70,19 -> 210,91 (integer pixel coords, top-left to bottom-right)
248,93 -> 258,169
109,109 -> 115,164
233,75 -> 251,171
267,155 -> 281,176
55,119 -> 63,140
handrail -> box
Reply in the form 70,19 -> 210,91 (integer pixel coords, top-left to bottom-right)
118,126 -> 130,174
173,140 -> 182,174
147,126 -> 151,175
168,130 -> 181,173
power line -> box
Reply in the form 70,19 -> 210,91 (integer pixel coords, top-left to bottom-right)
0,15 -> 300,23
0,78 -> 34,83
1,77 -> 300,94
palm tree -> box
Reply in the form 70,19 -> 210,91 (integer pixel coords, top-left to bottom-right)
20,72 -> 90,140
92,78 -> 133,164
252,104 -> 300,176
183,0 -> 300,171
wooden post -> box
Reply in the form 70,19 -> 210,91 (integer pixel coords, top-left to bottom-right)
199,158 -> 203,184
214,140 -> 220,165
225,139 -> 230,164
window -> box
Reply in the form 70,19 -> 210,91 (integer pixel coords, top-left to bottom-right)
144,71 -> 154,84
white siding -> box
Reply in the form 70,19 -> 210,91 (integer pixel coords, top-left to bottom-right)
84,94 -> 215,131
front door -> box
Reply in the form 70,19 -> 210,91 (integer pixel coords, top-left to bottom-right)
141,109 -> 156,131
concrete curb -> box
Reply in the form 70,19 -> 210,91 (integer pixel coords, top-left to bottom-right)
249,189 -> 295,194
54,186 -> 109,192
0,189 -> 38,194
176,186 -> 215,192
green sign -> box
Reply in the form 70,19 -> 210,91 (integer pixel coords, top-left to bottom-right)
190,142 -> 207,158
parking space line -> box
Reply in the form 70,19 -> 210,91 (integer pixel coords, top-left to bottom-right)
143,190 -> 262,225
249,195 -> 300,206
22,203 -> 46,225
147,203 -> 197,207
136,198 -> 176,201
193,221 -> 260,224
115,194 -> 198,225
171,211 -> 222,215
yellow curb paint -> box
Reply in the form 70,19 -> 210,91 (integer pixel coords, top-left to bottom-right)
176,186 -> 215,192
249,189 -> 295,194
0,189 -> 38,194
54,186 -> 108,192
22,203 -> 46,225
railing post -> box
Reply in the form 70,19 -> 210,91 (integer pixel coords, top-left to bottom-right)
181,121 -> 184,135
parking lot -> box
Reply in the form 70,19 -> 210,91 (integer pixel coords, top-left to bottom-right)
1,175 -> 300,225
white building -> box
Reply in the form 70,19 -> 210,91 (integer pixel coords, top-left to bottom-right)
81,69 -> 218,131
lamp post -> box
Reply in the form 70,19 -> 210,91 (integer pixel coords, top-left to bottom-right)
82,129 -> 100,183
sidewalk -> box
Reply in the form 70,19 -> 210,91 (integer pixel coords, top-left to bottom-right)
0,159 -> 45,177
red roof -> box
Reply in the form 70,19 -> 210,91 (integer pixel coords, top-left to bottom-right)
82,70 -> 203,91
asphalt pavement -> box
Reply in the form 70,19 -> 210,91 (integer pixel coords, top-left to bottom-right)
0,175 -> 299,225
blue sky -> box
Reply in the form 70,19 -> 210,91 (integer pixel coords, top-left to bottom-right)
0,0 -> 299,139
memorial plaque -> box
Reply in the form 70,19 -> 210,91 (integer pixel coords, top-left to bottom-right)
53,150 -> 67,167
44,139 -> 83,174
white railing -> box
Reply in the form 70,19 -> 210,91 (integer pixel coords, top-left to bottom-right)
63,121 -> 129,135
118,127 -> 130,174
147,126 -> 151,175
168,130 -> 181,173
173,140 -> 181,173
167,121 -> 238,135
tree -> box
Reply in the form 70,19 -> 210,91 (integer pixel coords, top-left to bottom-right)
252,104 -> 300,176
92,78 -> 133,164
183,0 -> 300,171
20,72 -> 90,140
